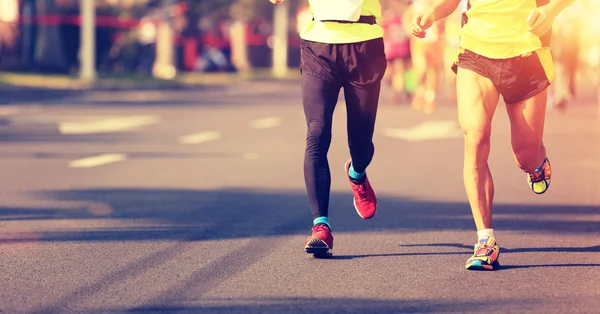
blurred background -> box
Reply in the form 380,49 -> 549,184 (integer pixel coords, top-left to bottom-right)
0,0 -> 304,77
1,0 -> 598,111
0,2 -> 599,312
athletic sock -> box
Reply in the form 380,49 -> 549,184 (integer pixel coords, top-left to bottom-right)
477,229 -> 495,242
313,217 -> 331,230
348,162 -> 366,183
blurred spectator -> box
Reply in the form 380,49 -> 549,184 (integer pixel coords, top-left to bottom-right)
576,0 -> 600,112
246,16 -> 272,68
0,0 -> 18,56
549,0 -> 600,112
137,8 -> 159,74
551,0 -> 582,111
382,0 -> 412,104
0,21 -> 17,61
229,19 -> 251,72
403,0 -> 445,115
196,18 -> 235,73
296,5 -> 311,35
442,0 -> 467,103
0,0 -> 19,69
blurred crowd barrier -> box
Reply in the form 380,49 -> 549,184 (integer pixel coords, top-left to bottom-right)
0,0 -> 305,76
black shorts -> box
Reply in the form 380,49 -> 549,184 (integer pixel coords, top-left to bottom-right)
300,38 -> 387,87
451,49 -> 554,104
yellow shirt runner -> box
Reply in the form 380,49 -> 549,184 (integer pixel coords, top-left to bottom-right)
460,0 -> 551,59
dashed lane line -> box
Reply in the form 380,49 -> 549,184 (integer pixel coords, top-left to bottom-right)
178,131 -> 221,145
59,115 -> 160,134
69,154 -> 127,168
250,117 -> 281,130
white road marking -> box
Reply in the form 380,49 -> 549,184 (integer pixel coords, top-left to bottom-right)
178,131 -> 221,144
250,117 -> 281,129
383,121 -> 463,142
69,154 -> 127,168
243,151 -> 259,160
59,115 -> 160,134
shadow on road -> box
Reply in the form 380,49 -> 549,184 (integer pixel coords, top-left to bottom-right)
0,188 -> 597,243
498,263 -> 600,270
0,84 -> 83,106
401,242 -> 600,253
107,296 -> 523,314
0,131 -> 139,143
0,151 -> 237,160
3,188 -> 599,312
399,243 -> 600,270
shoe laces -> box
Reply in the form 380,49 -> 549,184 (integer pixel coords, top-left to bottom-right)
313,224 -> 330,234
474,242 -> 494,256
528,168 -> 545,183
529,159 -> 548,182
353,183 -> 368,200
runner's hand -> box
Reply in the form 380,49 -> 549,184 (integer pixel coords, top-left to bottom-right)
412,11 -> 434,38
527,6 -> 555,37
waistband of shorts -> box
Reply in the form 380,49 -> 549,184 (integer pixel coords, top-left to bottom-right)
313,15 -> 377,25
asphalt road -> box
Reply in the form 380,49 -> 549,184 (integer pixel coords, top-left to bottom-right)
0,79 -> 599,313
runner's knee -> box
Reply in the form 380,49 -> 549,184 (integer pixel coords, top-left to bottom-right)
463,129 -> 491,156
306,121 -> 332,157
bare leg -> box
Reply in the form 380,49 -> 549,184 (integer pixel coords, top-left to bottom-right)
456,68 -> 500,231
506,90 -> 548,173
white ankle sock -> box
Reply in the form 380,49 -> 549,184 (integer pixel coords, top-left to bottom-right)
477,229 -> 495,241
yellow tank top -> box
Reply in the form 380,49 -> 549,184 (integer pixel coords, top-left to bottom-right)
299,0 -> 384,44
460,0 -> 551,59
